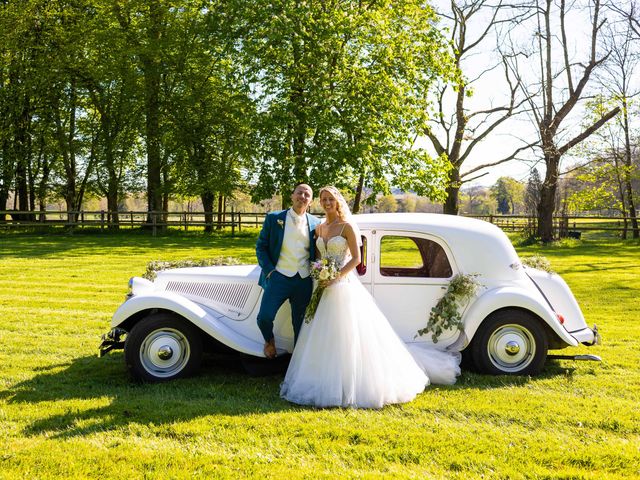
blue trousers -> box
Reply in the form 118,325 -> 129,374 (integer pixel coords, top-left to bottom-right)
257,271 -> 312,344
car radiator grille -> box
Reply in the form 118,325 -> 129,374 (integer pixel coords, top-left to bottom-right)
165,281 -> 253,309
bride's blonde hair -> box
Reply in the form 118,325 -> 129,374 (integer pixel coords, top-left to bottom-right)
319,186 -> 350,221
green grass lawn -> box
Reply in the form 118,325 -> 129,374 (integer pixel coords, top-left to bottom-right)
0,229 -> 639,479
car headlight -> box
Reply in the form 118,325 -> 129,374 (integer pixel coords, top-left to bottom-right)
126,277 -> 134,299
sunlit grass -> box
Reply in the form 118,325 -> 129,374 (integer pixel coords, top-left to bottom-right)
0,230 -> 639,478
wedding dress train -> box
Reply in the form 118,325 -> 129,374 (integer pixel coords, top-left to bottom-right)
280,235 -> 461,409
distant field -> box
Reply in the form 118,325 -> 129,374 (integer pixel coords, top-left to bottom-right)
0,230 -> 638,479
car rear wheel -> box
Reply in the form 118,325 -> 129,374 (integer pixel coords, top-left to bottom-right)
125,312 -> 203,382
471,309 -> 548,375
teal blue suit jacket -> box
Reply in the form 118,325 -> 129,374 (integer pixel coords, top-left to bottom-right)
256,210 -> 321,288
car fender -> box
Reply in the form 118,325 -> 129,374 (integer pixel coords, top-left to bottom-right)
462,286 -> 579,347
111,292 -> 264,356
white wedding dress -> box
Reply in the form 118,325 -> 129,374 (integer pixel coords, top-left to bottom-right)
280,235 -> 461,409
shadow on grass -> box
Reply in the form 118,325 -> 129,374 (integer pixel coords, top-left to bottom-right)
3,351 -> 297,439
3,349 -> 579,441
450,358 -> 576,391
0,229 -> 259,259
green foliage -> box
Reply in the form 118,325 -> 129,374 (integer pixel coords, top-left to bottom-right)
524,168 -> 542,216
240,0 -> 454,204
0,232 -> 639,478
490,177 -> 525,215
566,163 -> 626,213
416,274 -> 479,343
143,257 -> 243,281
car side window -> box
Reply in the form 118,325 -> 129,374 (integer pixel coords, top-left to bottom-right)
379,235 -> 452,278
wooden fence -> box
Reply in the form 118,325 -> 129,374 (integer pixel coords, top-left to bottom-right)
1,210 -> 638,238
0,209 -> 271,235
466,214 -> 640,238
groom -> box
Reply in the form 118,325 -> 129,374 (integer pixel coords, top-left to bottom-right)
256,183 -> 321,359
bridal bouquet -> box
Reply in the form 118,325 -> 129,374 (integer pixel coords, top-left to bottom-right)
304,257 -> 340,323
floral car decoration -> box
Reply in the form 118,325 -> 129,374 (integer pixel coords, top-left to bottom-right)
100,213 -> 600,382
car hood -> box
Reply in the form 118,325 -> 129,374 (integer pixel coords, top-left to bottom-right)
150,265 -> 263,320
154,264 -> 261,284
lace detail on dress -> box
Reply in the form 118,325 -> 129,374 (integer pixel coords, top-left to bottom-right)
316,235 -> 349,267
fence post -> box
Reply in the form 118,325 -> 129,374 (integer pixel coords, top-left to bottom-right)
231,206 -> 235,236
100,210 -> 105,230
183,212 -> 188,232
238,211 -> 242,232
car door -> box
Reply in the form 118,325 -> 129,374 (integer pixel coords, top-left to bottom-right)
371,230 -> 458,344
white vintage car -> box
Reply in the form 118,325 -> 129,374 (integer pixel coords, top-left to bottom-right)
100,213 -> 600,382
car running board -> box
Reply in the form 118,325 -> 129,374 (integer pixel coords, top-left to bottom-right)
547,354 -> 602,362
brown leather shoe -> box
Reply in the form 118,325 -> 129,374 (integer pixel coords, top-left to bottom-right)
263,338 -> 276,359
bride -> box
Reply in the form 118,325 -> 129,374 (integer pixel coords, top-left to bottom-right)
280,186 -> 461,409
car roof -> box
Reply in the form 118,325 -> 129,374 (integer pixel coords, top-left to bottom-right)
353,213 -> 522,279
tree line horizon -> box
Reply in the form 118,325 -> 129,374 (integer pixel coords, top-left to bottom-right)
1,0 -> 638,241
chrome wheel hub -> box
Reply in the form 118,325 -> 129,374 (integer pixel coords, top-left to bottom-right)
140,328 -> 190,378
487,324 -> 535,373
157,345 -> 174,360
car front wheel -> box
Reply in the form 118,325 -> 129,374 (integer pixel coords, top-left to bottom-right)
471,309 -> 548,375
125,312 -> 203,382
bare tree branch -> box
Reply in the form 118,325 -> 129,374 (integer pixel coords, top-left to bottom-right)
560,0 -> 574,94
460,171 -> 489,184
558,107 -> 621,155
460,142 -> 539,178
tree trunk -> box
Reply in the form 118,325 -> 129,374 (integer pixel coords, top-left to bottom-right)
14,100 -> 30,213
217,194 -> 224,230
443,168 -> 461,215
142,3 -> 164,229
537,153 -> 560,242
621,102 -> 639,238
352,167 -> 366,214
107,167 -> 120,230
0,139 -> 10,215
14,156 -> 29,212
202,191 -> 215,233
36,154 -> 51,221
64,78 -> 78,224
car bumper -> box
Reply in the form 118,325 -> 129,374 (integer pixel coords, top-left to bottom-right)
570,324 -> 601,346
98,327 -> 127,357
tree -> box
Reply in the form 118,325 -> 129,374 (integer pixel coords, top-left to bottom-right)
490,176 -> 524,214
424,0 -> 536,215
242,0 -> 453,210
506,0 -> 620,241
569,96 -> 639,228
0,0 -> 42,214
460,185 -> 492,214
565,162 -> 622,213
165,3 -> 255,232
595,15 -> 639,237
609,1 -> 640,39
80,1 -> 144,228
376,194 -> 398,213
524,168 -> 542,216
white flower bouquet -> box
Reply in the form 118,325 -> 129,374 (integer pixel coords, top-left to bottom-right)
304,257 -> 340,323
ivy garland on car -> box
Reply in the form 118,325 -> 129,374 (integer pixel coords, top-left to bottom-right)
143,257 -> 242,281
521,254 -> 554,273
416,274 -> 479,343
416,256 -> 555,342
